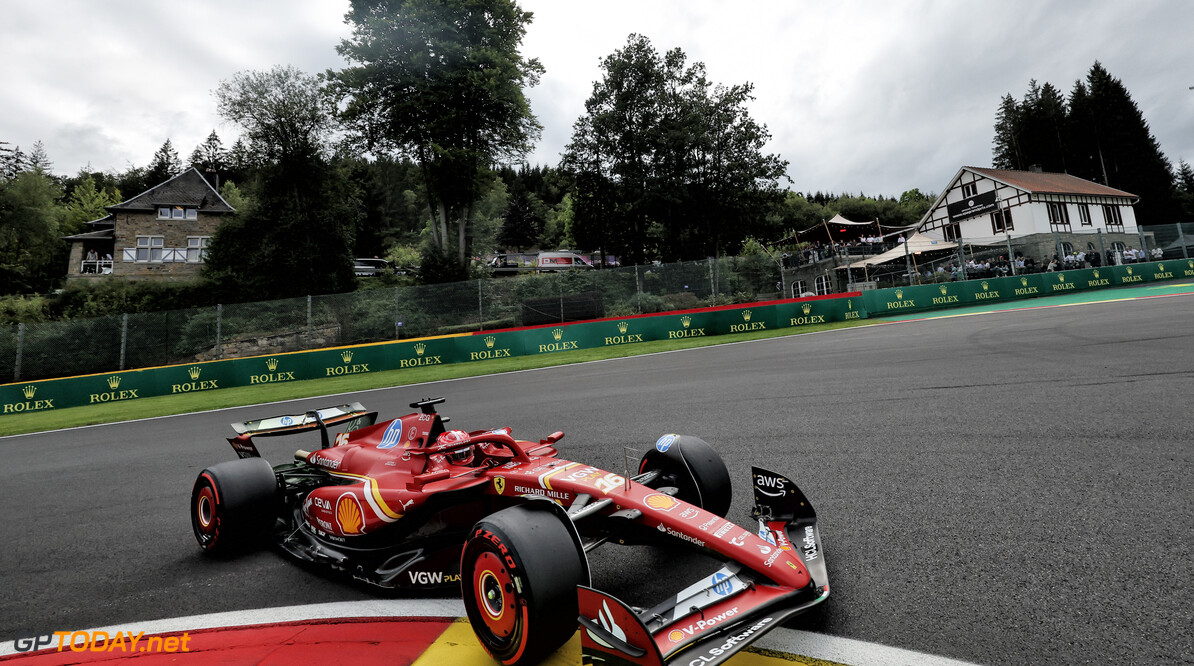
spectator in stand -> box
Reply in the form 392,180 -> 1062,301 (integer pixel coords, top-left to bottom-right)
1089,250 -> 1101,267
1046,257 -> 1058,272
1023,255 -> 1036,271
1151,247 -> 1163,260
1076,249 -> 1086,267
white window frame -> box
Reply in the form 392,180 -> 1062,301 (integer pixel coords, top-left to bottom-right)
135,235 -> 164,262
814,275 -> 831,296
1078,204 -> 1092,226
1047,202 -> 1070,231
961,182 -> 977,198
186,236 -> 210,263
1102,204 -> 1124,231
157,206 -> 198,220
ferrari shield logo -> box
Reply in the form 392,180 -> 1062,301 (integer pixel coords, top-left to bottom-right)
493,476 -> 506,495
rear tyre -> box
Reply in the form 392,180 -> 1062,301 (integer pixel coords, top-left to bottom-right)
461,505 -> 584,665
190,458 -> 277,556
639,434 -> 732,517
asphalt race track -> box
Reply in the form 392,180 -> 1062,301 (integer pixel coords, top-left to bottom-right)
2,289 -> 1192,665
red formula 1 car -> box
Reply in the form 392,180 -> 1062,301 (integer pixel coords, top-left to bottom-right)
190,398 -> 829,665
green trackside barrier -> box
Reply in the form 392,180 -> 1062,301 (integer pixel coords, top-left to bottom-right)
454,330 -> 527,363
1176,258 -> 1194,280
774,294 -> 866,328
861,283 -> 940,315
714,304 -> 777,335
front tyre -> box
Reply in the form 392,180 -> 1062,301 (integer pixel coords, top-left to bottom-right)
461,505 -> 585,665
190,458 -> 277,556
640,434 -> 732,517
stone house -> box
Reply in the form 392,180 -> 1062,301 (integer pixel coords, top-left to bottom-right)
63,168 -> 235,281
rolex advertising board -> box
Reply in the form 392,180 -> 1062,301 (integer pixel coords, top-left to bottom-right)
774,296 -> 866,328
714,304 -> 776,335
456,331 -> 525,362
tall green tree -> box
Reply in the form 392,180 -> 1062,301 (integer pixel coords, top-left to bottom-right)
329,0 -> 544,271
563,34 -> 787,264
204,66 -> 357,298
992,62 -> 1178,222
144,139 -> 182,186
62,175 -> 118,233
1070,62 -> 1176,222
0,170 -> 66,293
188,130 -> 227,176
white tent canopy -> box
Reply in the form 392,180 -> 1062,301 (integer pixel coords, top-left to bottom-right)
838,232 -> 957,270
826,213 -> 875,227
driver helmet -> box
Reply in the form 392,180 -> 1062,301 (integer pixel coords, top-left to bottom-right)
436,429 -> 473,464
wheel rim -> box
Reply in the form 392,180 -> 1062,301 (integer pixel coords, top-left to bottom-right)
472,551 -> 517,639
194,485 -> 218,546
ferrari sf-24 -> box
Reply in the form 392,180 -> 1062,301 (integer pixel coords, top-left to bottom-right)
190,397 -> 829,665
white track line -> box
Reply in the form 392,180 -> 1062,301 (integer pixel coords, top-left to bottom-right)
0,599 -> 978,664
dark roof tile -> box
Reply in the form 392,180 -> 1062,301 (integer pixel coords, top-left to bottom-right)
107,167 -> 235,213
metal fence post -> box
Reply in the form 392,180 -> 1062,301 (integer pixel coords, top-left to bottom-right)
216,304 -> 223,359
1097,229 -> 1107,265
477,279 -> 484,331
394,287 -> 401,339
14,322 -> 23,381
1138,228 -> 1148,256
306,295 -> 313,348
119,313 -> 128,371
1179,223 -> 1189,260
1005,233 -> 1017,275
559,279 -> 565,323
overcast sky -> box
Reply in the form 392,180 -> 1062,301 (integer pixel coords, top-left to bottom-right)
3,0 -> 1191,197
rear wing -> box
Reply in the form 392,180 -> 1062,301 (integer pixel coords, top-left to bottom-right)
227,403 -> 376,458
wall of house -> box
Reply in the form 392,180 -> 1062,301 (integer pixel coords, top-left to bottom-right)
111,211 -> 222,279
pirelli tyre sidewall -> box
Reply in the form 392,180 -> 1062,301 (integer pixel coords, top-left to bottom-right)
461,504 -> 584,665
190,457 -> 277,556
640,435 -> 733,517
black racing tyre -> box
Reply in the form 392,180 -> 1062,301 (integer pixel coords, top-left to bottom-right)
461,505 -> 585,665
190,458 -> 277,556
639,434 -> 732,517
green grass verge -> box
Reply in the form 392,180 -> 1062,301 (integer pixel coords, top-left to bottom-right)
0,320 -> 866,438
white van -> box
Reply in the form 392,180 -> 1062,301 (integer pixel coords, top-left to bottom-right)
536,251 -> 594,270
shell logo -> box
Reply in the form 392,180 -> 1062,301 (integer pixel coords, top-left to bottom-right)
644,493 -> 680,511
668,629 -> 685,642
336,495 -> 364,534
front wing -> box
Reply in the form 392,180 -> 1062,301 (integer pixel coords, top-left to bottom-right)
578,467 -> 829,665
